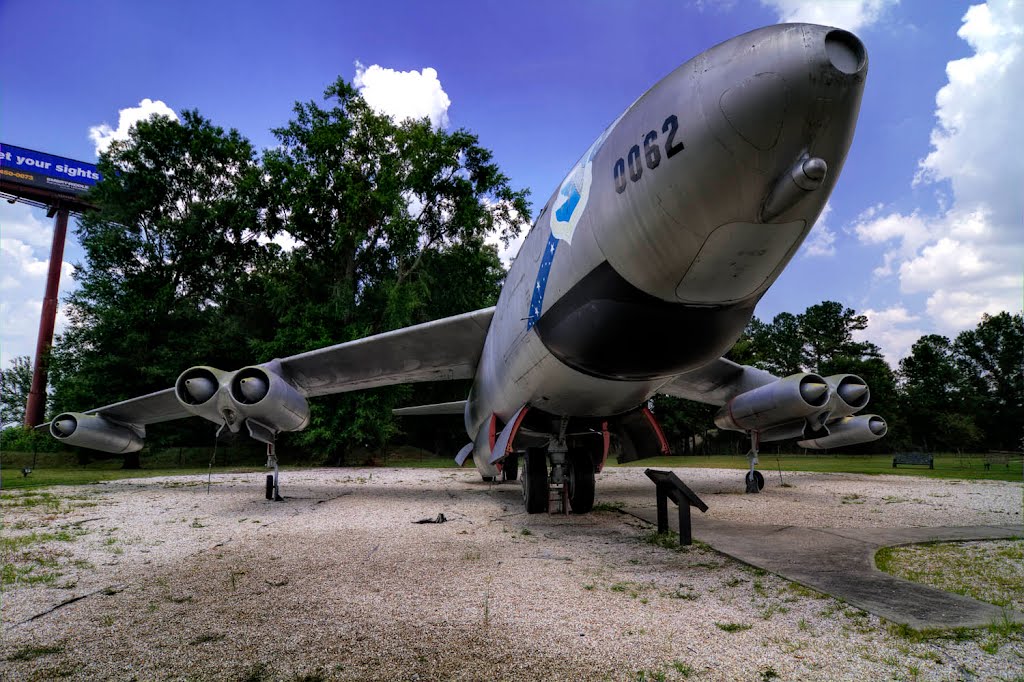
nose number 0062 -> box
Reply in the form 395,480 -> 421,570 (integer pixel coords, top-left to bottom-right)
612,114 -> 684,194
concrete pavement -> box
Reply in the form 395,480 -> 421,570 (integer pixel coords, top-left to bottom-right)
627,504 -> 1023,630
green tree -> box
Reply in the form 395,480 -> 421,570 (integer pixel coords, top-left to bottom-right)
898,334 -> 978,451
952,312 -> 1023,450
797,301 -> 879,373
259,78 -> 529,461
0,355 -> 33,426
50,110 -> 272,447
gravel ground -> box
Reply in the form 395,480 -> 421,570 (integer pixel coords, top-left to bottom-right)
1,467 -> 1023,681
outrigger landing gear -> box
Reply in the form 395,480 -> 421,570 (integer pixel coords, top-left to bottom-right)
265,442 -> 283,501
745,431 -> 765,494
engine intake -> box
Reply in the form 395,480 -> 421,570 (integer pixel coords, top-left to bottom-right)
174,362 -> 310,434
49,412 -> 144,454
229,363 -> 309,433
824,374 -> 869,418
798,415 -> 887,449
175,366 -> 239,429
715,373 -> 831,433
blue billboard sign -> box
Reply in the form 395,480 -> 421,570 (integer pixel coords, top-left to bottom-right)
0,143 -> 101,198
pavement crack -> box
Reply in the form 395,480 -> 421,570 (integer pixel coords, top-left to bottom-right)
16,584 -> 128,627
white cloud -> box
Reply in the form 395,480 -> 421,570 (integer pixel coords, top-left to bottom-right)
854,306 -> 924,366
761,0 -> 898,32
353,63 -> 451,129
88,98 -> 179,156
0,202 -> 76,370
801,202 -> 836,257
853,1 -> 1024,339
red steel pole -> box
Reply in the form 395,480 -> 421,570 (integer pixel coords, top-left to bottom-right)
24,206 -> 70,427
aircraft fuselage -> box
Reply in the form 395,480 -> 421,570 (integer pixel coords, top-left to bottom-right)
466,24 -> 868,475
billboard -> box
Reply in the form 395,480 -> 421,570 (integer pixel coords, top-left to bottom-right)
0,143 -> 101,198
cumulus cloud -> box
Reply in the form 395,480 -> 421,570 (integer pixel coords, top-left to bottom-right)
88,98 -> 178,156
353,63 -> 451,129
853,1 -> 1024,341
853,306 -> 924,367
0,203 -> 76,369
760,0 -> 898,32
801,202 -> 836,257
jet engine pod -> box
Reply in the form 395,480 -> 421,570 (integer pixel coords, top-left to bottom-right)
798,415 -> 887,449
824,374 -> 870,418
50,412 -> 144,454
174,366 -> 238,427
228,363 -> 310,433
714,372 -> 831,433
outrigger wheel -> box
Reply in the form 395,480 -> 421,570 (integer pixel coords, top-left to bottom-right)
265,475 -> 275,500
522,448 -> 548,514
745,470 -> 765,492
566,450 -> 595,514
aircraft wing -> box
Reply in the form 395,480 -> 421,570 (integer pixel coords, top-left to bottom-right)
85,388 -> 191,424
278,307 -> 495,397
50,307 -> 495,436
658,357 -> 777,406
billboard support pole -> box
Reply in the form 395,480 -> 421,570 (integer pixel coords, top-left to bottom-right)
24,205 -> 69,428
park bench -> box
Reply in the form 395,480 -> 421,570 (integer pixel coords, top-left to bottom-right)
984,453 -> 1011,471
892,452 -> 933,469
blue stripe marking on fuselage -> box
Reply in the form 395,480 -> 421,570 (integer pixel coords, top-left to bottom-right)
527,233 -> 560,331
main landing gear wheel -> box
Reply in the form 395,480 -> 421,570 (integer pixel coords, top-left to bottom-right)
567,451 -> 595,514
502,454 -> 520,482
745,470 -> 765,492
522,448 -> 549,514
266,475 -> 275,500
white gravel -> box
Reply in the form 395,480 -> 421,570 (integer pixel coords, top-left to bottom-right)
1,467 -> 1022,681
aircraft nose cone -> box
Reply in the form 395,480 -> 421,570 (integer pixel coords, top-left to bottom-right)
719,73 -> 788,151
825,29 -> 867,75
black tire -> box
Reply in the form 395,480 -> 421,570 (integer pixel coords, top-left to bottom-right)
502,454 -> 520,482
567,451 -> 596,514
265,475 -> 274,500
745,470 -> 765,491
482,475 -> 496,483
522,448 -> 548,514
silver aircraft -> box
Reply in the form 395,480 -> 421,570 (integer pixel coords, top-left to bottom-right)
48,24 -> 886,512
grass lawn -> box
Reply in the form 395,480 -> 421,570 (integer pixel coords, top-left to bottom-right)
615,453 -> 1023,483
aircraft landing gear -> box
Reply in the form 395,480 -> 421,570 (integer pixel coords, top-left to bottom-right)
745,431 -> 764,494
265,443 -> 283,501
567,450 -> 595,513
522,448 -> 548,514
502,454 -> 520,481
522,419 -> 596,514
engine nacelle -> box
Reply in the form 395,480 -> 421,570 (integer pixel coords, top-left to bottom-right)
175,366 -> 241,430
175,362 -> 309,434
714,373 -> 831,433
49,412 -> 144,454
797,415 -> 887,449
228,362 -> 309,433
824,374 -> 870,419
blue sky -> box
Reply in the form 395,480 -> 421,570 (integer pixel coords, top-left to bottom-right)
2,0 -> 1021,370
